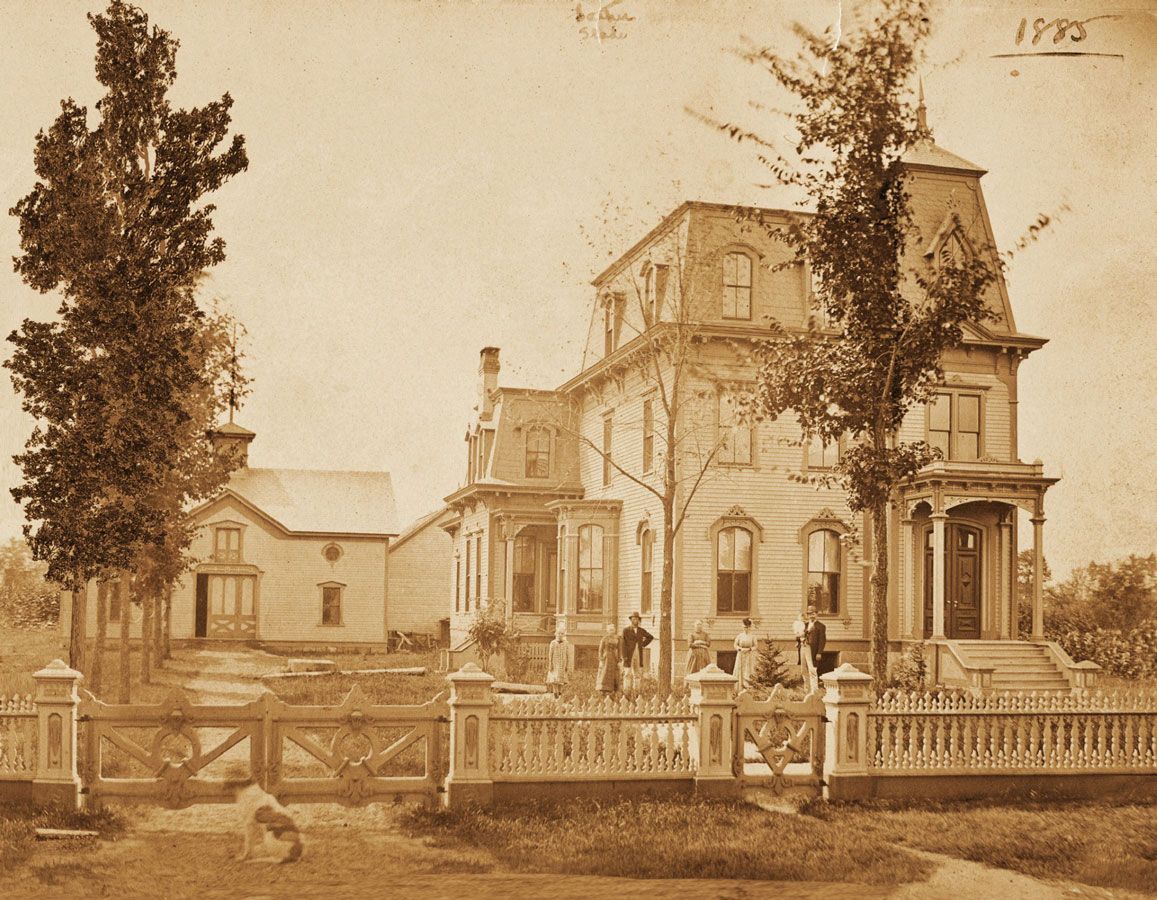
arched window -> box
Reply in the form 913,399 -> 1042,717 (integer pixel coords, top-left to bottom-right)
722,252 -> 752,319
525,426 -> 551,478
716,526 -> 752,614
513,534 -> 536,612
577,524 -> 604,613
807,529 -> 842,615
640,527 -> 654,613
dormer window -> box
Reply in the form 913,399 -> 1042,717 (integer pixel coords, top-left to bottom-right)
643,264 -> 669,325
213,525 -> 242,563
525,426 -> 551,478
938,226 -> 972,269
722,252 -> 752,320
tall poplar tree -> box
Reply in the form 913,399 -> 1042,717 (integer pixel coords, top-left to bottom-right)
705,0 -> 997,682
6,1 -> 248,671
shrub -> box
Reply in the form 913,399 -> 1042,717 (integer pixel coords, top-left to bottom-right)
1051,623 -> 1157,679
467,601 -> 519,675
885,642 -> 927,691
749,638 -> 802,691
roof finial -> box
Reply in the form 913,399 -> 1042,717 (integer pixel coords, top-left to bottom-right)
916,74 -> 930,139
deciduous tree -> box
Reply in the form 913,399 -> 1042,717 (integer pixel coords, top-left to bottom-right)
705,0 -> 998,682
5,1 -> 248,672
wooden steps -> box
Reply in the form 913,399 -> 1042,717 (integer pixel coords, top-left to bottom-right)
951,641 -> 1072,691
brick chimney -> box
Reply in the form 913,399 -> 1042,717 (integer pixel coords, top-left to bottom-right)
479,347 -> 500,420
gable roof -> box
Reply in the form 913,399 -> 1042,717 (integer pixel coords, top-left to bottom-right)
390,506 -> 454,552
213,467 -> 398,537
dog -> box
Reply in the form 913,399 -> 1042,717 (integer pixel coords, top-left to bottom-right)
234,783 -> 303,864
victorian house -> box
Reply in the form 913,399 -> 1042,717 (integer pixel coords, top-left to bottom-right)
443,126 -> 1080,689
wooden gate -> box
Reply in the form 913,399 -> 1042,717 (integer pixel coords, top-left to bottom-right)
734,685 -> 826,793
79,687 -> 448,808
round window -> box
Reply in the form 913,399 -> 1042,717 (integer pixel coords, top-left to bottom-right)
323,544 -> 342,563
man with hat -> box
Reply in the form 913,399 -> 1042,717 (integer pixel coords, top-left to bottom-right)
800,605 -> 826,692
621,612 -> 654,697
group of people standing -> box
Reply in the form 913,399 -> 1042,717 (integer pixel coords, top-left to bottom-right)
545,606 -> 827,696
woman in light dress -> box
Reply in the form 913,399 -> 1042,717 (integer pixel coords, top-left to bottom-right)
545,625 -> 571,696
733,617 -> 757,691
596,622 -> 622,694
685,619 -> 711,676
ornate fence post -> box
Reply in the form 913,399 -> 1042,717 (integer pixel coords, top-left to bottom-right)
32,659 -> 83,809
687,663 -> 738,796
821,663 -> 873,802
445,663 -> 495,807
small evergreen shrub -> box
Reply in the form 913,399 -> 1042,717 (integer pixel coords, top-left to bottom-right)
749,638 -> 802,691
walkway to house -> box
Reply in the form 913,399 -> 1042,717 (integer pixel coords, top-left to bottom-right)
151,646 -> 289,703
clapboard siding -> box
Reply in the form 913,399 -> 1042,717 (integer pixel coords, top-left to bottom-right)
388,515 -> 453,634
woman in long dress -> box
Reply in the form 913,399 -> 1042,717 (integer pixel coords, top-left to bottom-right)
733,617 -> 757,691
596,622 -> 622,694
685,620 -> 710,676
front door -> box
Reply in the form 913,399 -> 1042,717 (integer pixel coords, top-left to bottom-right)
195,574 -> 209,637
923,524 -> 983,639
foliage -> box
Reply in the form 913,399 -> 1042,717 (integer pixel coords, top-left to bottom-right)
0,538 -> 59,627
1052,623 -> 1157,680
707,0 -> 999,683
467,602 -> 519,674
399,797 -> 932,884
1017,554 -> 1157,673
749,638 -> 802,691
885,641 -> 927,691
5,1 -> 248,671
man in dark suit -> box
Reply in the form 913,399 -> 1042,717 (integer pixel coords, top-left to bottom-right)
622,612 -> 654,697
804,605 -> 827,662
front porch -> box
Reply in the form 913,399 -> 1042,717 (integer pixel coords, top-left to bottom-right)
896,460 -> 1091,691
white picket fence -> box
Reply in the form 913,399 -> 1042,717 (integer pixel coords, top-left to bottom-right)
489,695 -> 695,779
0,694 -> 37,778
868,689 -> 1157,773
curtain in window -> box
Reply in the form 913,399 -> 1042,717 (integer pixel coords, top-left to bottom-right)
716,526 -> 752,613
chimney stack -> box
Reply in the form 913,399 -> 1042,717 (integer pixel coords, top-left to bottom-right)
478,347 -> 500,420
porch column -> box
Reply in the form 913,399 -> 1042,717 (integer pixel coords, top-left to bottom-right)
930,512 -> 948,639
998,513 -> 1014,639
503,535 -> 515,625
900,517 -> 915,639
1031,517 -> 1045,641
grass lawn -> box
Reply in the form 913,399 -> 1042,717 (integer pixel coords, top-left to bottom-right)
0,626 -> 68,695
0,801 -> 125,877
801,797 -> 1157,894
399,797 -> 934,884
265,653 -> 447,706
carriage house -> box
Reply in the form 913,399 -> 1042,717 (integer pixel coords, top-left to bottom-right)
72,423 -> 401,647
443,125 -> 1078,689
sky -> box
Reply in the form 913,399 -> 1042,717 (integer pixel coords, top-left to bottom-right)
0,0 -> 1154,579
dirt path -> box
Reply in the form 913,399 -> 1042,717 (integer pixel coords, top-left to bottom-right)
152,647 -> 287,703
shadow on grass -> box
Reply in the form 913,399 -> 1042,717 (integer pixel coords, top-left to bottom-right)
800,796 -> 1157,894
399,796 -> 933,884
